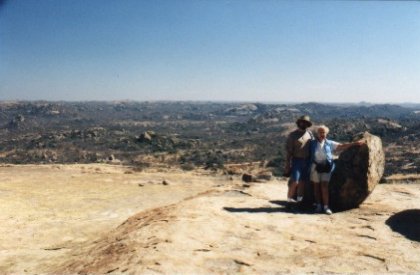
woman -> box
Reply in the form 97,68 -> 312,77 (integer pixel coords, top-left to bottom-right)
310,125 -> 364,214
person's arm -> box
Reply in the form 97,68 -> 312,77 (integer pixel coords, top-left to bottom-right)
336,140 -> 365,151
284,135 -> 293,173
285,153 -> 292,173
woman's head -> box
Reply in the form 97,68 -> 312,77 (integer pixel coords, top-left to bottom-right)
316,125 -> 329,141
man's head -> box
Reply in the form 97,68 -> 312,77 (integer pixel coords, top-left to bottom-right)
296,115 -> 312,130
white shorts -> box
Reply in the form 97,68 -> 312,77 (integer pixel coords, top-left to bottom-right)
310,163 -> 332,183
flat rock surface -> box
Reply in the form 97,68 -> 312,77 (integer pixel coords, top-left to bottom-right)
0,164 -> 419,274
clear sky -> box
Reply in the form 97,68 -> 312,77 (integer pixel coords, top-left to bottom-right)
0,0 -> 419,103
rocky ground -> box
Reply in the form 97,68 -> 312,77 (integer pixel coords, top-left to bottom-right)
0,164 -> 419,274
1,101 -> 419,175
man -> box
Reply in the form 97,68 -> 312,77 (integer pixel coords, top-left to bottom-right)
284,115 -> 313,203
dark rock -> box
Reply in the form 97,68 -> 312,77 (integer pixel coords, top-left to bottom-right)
138,131 -> 155,142
16,114 -> 25,122
257,171 -> 272,181
242,173 -> 255,183
180,163 -> 195,171
242,172 -> 272,183
7,114 -> 25,130
329,132 -> 385,211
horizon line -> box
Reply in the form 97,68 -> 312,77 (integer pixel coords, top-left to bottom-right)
0,99 -> 419,106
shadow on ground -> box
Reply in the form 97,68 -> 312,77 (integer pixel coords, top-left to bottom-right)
223,206 -> 289,213
223,200 -> 314,214
386,209 -> 420,242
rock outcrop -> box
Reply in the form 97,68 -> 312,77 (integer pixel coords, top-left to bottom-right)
242,173 -> 255,182
242,171 -> 273,183
138,131 -> 156,142
329,132 -> 385,211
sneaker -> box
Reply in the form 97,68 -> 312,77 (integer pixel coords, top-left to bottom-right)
296,196 -> 303,202
315,204 -> 322,213
324,207 -> 333,215
287,198 -> 297,203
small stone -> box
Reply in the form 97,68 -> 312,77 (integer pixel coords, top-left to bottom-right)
257,171 -> 272,181
242,173 -> 255,183
138,131 -> 155,142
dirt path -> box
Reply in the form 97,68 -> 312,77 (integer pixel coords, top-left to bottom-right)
0,164 -> 419,274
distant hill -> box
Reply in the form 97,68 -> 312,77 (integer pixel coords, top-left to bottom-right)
0,101 -> 418,175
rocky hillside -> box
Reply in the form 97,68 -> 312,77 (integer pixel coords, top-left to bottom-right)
0,101 -> 418,175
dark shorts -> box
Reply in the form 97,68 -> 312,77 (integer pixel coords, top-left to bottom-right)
291,158 -> 310,182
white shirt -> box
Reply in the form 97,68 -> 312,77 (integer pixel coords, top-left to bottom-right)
314,140 -> 340,163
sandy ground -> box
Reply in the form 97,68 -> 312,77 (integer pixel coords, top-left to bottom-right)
0,164 -> 419,274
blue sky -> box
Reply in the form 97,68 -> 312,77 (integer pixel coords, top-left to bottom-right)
0,0 -> 419,103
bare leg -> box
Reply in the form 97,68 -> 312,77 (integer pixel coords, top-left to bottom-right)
297,180 -> 305,198
321,181 -> 329,206
287,181 -> 298,200
313,181 -> 321,204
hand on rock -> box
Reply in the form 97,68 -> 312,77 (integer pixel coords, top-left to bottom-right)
354,140 -> 365,146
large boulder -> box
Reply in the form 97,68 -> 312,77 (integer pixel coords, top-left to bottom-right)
329,132 -> 385,211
